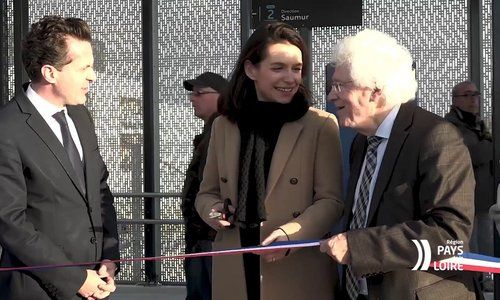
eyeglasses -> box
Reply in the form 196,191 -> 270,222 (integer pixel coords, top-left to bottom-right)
188,91 -> 219,96
331,81 -> 354,93
454,91 -> 481,98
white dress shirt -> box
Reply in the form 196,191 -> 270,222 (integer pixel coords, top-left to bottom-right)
353,104 -> 400,295
26,85 -> 84,160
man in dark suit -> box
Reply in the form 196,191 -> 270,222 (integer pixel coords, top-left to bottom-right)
319,29 -> 479,299
0,16 -> 119,299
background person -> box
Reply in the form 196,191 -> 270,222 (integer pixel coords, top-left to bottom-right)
195,22 -> 344,300
181,71 -> 227,300
445,80 -> 494,291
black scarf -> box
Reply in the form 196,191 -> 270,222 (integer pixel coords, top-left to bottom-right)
235,96 -> 309,227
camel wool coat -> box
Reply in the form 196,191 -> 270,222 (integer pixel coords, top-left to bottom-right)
195,107 -> 344,300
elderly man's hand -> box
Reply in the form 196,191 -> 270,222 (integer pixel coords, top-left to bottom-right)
319,232 -> 350,265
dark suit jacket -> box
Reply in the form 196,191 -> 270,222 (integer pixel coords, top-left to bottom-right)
0,90 -> 120,300
344,102 -> 479,299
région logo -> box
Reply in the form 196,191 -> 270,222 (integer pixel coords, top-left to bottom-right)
411,239 -> 464,271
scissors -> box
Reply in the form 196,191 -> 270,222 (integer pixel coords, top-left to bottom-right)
209,198 -> 234,228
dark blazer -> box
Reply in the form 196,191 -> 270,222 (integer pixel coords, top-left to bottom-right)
344,102 -> 479,299
0,90 -> 120,300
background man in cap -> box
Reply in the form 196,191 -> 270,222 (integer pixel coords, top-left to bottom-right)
445,80 -> 494,291
181,72 -> 228,300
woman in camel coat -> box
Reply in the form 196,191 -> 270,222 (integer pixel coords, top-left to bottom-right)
195,22 -> 344,300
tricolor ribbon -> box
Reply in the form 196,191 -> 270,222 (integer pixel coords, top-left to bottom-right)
0,240 -> 320,272
1,240 -> 499,274
434,252 -> 500,273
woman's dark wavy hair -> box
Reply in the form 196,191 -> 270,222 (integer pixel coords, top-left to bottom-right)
22,15 -> 91,82
218,22 -> 311,122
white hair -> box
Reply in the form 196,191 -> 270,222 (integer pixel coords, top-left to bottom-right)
332,29 -> 418,106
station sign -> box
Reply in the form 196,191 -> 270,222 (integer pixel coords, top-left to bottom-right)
251,0 -> 362,28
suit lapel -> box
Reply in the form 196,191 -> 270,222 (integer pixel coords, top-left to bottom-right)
345,134 -> 366,228
224,121 -> 241,207
265,121 -> 303,200
67,106 -> 92,198
366,103 -> 414,225
17,94 -> 87,200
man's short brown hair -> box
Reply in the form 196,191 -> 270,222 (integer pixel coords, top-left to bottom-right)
21,15 -> 92,82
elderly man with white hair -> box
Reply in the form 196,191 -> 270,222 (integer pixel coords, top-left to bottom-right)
320,29 -> 481,299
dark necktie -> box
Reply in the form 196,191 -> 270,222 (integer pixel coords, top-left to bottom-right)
52,110 -> 86,193
346,135 -> 384,300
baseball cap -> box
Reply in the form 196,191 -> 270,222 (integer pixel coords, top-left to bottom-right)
183,72 -> 228,93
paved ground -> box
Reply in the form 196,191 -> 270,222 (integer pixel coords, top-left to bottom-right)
110,285 -> 186,300
109,285 -> 493,300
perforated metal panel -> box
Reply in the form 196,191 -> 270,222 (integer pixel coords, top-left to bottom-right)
5,0 -> 14,100
157,0 -> 241,283
115,196 -> 145,283
2,0 -> 492,286
312,0 -> 469,117
482,0 -> 492,128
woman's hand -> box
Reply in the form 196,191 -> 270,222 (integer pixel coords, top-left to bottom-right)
206,202 -> 235,230
260,228 -> 290,263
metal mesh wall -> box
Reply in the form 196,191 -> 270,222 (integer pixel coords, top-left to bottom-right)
159,196 -> 185,283
30,0 -> 144,282
5,0 -> 14,100
2,0 -> 492,285
482,0 -> 492,128
312,0 -> 470,117
0,0 -> 6,103
157,0 -> 241,283
114,196 -> 145,283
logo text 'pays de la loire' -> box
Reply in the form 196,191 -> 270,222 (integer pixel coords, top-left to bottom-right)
411,239 -> 464,271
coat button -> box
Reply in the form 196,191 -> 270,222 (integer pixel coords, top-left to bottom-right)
292,211 -> 301,218
88,206 -> 93,213
289,177 -> 298,185
220,177 -> 228,183
90,237 -> 97,244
